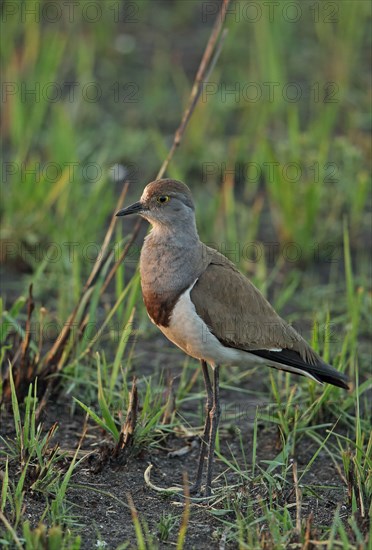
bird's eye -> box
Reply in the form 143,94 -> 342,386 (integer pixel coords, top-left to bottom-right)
157,195 -> 170,204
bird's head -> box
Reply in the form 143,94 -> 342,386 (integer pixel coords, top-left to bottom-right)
116,179 -> 196,229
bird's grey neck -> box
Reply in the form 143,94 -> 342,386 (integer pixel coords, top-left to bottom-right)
140,221 -> 204,296
146,218 -> 199,243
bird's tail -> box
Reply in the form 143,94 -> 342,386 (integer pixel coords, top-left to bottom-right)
251,348 -> 350,389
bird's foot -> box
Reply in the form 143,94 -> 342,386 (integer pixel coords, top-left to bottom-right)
204,486 -> 212,498
189,483 -> 214,500
189,482 -> 202,495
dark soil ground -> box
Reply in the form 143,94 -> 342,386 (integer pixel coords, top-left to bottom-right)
1,346 -> 365,549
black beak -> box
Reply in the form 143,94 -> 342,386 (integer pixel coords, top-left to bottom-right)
116,201 -> 144,217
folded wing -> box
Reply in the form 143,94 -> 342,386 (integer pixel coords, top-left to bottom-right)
190,250 -> 349,389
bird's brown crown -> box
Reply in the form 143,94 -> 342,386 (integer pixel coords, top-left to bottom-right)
142,179 -> 195,209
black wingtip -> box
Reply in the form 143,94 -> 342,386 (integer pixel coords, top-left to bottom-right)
301,359 -> 350,390
250,348 -> 350,390
312,369 -> 350,390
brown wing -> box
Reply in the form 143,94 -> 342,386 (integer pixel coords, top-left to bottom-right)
191,247 -> 317,363
190,247 -> 349,390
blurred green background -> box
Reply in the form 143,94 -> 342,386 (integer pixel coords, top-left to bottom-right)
1,0 -> 370,336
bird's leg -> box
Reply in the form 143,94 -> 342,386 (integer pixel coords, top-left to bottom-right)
190,359 -> 212,495
205,364 -> 221,497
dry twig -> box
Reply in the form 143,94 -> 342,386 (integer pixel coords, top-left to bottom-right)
292,460 -> 302,536
115,377 -> 138,456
